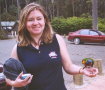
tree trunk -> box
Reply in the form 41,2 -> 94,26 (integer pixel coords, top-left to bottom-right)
25,0 -> 30,4
0,14 -> 1,30
4,0 -> 7,13
72,0 -> 75,16
51,0 -> 55,19
17,0 -> 21,20
12,0 -> 13,5
0,1 -> 1,30
92,0 -> 98,30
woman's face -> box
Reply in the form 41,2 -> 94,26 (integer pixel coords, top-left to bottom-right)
26,9 -> 45,36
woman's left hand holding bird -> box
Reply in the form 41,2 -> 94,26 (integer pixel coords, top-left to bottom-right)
80,67 -> 98,77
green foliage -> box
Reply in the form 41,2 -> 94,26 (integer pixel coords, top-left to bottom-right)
0,30 -> 8,39
98,23 -> 105,32
1,12 -> 16,21
51,17 -> 92,34
98,18 -> 105,32
80,13 -> 92,18
66,17 -> 92,31
8,5 -> 18,16
51,17 -> 105,34
51,17 -> 69,34
98,18 -> 105,24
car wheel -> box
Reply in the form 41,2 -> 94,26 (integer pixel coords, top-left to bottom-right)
74,38 -> 80,45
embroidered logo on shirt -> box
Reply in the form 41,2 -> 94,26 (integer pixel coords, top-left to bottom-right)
49,51 -> 57,59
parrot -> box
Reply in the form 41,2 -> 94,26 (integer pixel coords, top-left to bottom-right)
82,58 -> 94,68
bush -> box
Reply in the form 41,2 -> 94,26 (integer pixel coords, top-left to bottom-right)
51,17 -> 92,34
98,23 -> 105,32
51,17 -> 105,34
98,18 -> 105,32
98,18 -> 105,24
0,30 -> 8,39
66,17 -> 92,31
51,17 -> 68,34
1,12 -> 16,21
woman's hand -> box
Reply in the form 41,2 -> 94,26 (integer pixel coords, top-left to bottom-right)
81,67 -> 98,77
6,72 -> 33,87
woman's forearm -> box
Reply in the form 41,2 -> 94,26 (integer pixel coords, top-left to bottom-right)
6,78 -> 15,86
64,64 -> 83,75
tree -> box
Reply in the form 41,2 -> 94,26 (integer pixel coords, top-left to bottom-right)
71,0 -> 75,16
9,5 -> 18,16
92,0 -> 98,30
4,0 -> 7,13
0,0 -> 2,30
16,0 -> 21,20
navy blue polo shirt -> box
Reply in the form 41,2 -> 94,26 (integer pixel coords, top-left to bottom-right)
17,34 -> 67,90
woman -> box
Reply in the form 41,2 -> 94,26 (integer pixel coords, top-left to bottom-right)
4,2 -> 98,90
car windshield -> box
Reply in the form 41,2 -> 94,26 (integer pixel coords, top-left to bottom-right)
98,31 -> 105,35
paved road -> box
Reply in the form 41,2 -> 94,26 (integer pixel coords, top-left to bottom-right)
0,38 -> 16,63
67,40 -> 105,66
0,38 -> 105,90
